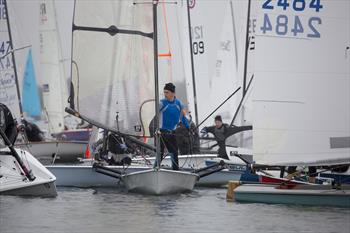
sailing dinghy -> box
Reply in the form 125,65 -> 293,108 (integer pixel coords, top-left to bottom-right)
232,0 -> 350,206
0,104 -> 57,196
0,146 -> 57,196
0,0 -> 57,196
67,0 -> 202,195
7,0 -> 88,163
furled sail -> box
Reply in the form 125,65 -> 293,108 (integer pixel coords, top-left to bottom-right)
70,0 -> 154,136
39,0 -> 69,134
0,0 -> 20,119
252,0 -> 350,166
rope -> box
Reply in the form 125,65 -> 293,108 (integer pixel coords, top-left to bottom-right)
160,1 -> 173,82
17,131 -> 33,171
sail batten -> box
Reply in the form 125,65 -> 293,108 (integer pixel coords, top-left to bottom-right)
72,24 -> 153,39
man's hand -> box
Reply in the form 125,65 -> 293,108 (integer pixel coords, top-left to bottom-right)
120,143 -> 128,151
200,127 -> 207,134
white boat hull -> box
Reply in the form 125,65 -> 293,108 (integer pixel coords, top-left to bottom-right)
234,184 -> 350,207
16,141 -> 87,164
122,169 -> 199,195
47,157 -> 242,188
47,165 -> 144,187
1,181 -> 57,196
0,149 -> 57,196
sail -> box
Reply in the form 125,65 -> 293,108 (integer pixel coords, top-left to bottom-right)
70,0 -> 154,136
188,0 -> 241,125
252,0 -> 350,166
157,1 -> 193,117
39,0 -> 68,133
226,0 -> 256,149
0,0 -> 20,119
22,49 -> 41,118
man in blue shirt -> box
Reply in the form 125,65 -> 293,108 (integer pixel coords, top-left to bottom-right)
158,83 -> 189,170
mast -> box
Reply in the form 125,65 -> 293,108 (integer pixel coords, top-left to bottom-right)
242,0 -> 251,97
229,0 -> 238,71
53,0 -> 69,130
229,0 -> 252,127
68,0 -> 77,110
186,0 -> 198,126
153,0 -> 161,168
4,0 -> 24,119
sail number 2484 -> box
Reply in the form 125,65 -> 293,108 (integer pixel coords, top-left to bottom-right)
260,0 -> 323,38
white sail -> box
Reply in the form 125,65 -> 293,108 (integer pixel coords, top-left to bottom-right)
71,0 -> 154,136
252,0 -> 350,166
188,0 -> 241,125
226,0 -> 257,149
0,0 -> 20,119
39,0 -> 68,134
157,1 -> 193,116
188,0 -> 256,149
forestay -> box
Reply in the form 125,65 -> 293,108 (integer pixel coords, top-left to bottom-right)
253,0 -> 350,166
70,0 -> 154,136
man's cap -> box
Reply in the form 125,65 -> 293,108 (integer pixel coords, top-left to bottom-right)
164,83 -> 175,93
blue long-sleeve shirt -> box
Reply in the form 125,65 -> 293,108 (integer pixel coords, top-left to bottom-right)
159,97 -> 189,131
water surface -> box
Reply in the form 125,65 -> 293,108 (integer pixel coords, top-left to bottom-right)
1,187 -> 349,233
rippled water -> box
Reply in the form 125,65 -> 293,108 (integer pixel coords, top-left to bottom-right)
1,187 -> 349,233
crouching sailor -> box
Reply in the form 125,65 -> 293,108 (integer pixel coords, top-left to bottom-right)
201,115 -> 252,160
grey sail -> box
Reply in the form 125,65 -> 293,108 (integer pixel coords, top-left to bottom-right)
70,1 -> 198,195
70,0 -> 155,136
